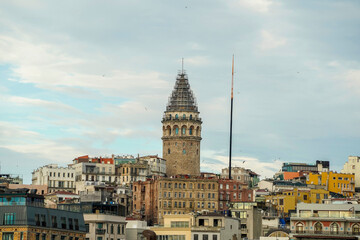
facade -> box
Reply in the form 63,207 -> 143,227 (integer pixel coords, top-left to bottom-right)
151,214 -> 241,240
290,203 -> 360,239
162,71 -> 202,176
0,188 -> 86,240
83,213 -> 126,240
220,167 -> 251,184
307,171 -> 355,197
32,164 -> 76,193
230,202 -> 262,240
71,156 -> 116,193
133,177 -> 219,225
139,155 -> 167,177
341,156 -> 360,191
265,188 -> 330,216
218,179 -> 253,211
116,162 -> 148,186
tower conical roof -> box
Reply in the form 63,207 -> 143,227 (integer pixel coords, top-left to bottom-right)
166,72 -> 198,112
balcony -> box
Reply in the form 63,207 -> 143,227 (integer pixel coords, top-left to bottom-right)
291,213 -> 360,220
95,229 -> 106,234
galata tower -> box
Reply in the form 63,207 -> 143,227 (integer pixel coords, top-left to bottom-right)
162,70 -> 202,176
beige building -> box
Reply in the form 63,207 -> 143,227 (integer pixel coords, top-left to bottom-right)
151,213 -> 241,240
133,177 -> 219,225
220,167 -> 251,184
341,156 -> 360,190
162,71 -> 202,176
83,213 -> 126,240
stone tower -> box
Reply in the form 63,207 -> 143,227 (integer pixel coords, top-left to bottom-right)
162,71 -> 202,176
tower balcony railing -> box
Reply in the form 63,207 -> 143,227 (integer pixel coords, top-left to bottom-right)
162,116 -> 202,122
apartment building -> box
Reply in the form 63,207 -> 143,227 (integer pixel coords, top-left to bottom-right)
151,213 -> 241,240
133,177 -> 219,225
0,188 -> 86,240
307,171 -> 355,197
32,164 -> 76,193
83,214 -> 126,240
218,179 -> 253,211
341,156 -> 360,191
290,203 -> 360,239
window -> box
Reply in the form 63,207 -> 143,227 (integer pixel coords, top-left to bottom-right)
171,221 -> 189,228
3,213 -> 15,225
117,225 -> 121,234
212,235 -> 218,240
330,223 -> 339,234
85,224 -> 90,233
353,224 -> 360,234
61,217 -> 66,229
194,234 -> 198,240
35,214 -> 40,226
314,222 -> 322,234
303,195 -> 308,200
74,219 -> 79,230
41,214 -> 46,227
175,128 -> 179,135
51,216 -> 57,228
182,127 -> 186,135
203,234 -> 208,240
111,224 -> 114,234
3,233 -> 14,240
175,114 -> 178,119
69,218 -> 73,230
296,222 -> 304,233
183,149 -> 186,154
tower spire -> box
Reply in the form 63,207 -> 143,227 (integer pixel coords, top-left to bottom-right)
182,58 -> 184,74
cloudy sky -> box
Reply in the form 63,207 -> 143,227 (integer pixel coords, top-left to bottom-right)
1,0 -> 359,183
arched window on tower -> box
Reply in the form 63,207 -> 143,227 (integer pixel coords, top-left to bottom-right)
183,114 -> 186,119
182,127 -> 186,135
189,126 -> 194,135
169,114 -> 172,120
175,127 -> 179,135
190,114 -> 192,120
175,114 -> 178,119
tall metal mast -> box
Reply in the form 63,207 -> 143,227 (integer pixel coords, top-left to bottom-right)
229,55 -> 234,180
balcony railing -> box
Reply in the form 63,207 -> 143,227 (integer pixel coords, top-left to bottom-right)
291,213 -> 360,219
293,230 -> 360,236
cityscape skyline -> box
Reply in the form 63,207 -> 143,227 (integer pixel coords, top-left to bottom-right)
1,1 -> 360,183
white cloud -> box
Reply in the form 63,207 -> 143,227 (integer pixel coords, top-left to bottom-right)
344,69 -> 360,94
259,30 -> 287,50
201,151 -> 283,179
232,0 -> 274,13
186,56 -> 210,66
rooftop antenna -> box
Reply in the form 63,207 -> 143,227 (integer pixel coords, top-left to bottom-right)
229,55 -> 234,180
182,58 -> 184,74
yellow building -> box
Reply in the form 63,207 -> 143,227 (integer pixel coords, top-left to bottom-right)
306,171 -> 355,197
151,215 -> 193,240
266,188 -> 330,216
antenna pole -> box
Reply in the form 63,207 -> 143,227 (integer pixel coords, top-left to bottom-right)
182,58 -> 184,74
229,55 -> 234,180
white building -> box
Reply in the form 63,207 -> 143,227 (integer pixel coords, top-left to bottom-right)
341,156 -> 360,190
32,164 -> 76,193
139,155 -> 167,176
70,156 -> 116,193
84,213 -> 126,240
